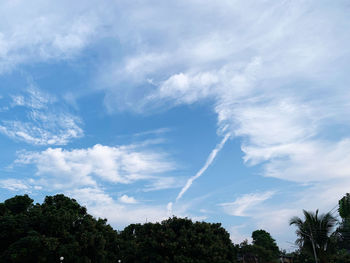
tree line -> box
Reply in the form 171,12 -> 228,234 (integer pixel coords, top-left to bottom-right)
0,193 -> 349,263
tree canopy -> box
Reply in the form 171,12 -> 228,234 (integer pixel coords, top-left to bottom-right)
119,217 -> 236,263
0,194 -> 238,263
331,193 -> 350,262
251,229 -> 280,262
3,192 -> 350,263
0,194 -> 121,263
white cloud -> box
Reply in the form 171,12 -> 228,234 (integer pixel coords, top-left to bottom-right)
157,71 -> 218,105
118,0 -> 350,187
255,208 -> 300,235
229,224 -> 252,245
9,141 -> 180,227
143,176 -> 184,192
0,0 -> 107,72
258,139 -> 350,182
220,191 -> 275,217
119,194 -> 138,204
16,143 -> 176,189
67,187 -> 114,206
67,187 -> 170,228
0,179 -> 29,191
50,186 -> 208,229
0,113 -> 83,145
71,188 -> 208,229
10,86 -> 53,109
88,1 -> 350,245
0,85 -> 83,145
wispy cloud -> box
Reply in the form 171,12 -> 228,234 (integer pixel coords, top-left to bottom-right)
0,84 -> 83,145
0,113 -> 83,145
143,176 -> 185,192
255,139 -> 350,182
0,0 -> 106,72
219,191 -> 275,217
93,0 -> 350,186
110,3 -> 350,238
0,179 -> 29,191
10,86 -> 53,109
87,1 -> 350,244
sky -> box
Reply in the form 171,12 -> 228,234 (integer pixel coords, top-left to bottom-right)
0,0 -> 350,250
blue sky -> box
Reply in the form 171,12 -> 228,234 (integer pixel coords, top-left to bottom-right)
1,0 -> 350,250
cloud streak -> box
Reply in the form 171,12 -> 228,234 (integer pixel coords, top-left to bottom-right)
176,133 -> 230,202
220,191 -> 275,217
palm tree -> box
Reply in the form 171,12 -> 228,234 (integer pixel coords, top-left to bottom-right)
290,209 -> 336,263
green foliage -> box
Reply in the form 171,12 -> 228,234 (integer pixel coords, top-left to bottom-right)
251,229 -> 280,262
331,249 -> 350,263
0,195 -> 238,263
290,194 -> 350,262
288,249 -> 314,263
0,194 -> 121,263
119,217 -> 237,263
237,230 -> 280,263
339,193 -> 350,219
4,194 -> 33,215
5,193 -> 350,263
337,193 -> 350,251
290,209 -> 337,263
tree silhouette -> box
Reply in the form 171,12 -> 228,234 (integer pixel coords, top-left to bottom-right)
290,209 -> 336,263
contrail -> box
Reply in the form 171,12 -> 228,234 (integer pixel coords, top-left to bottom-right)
175,133 -> 230,202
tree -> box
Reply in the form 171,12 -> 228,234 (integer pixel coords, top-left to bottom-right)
338,193 -> 350,250
339,193 -> 350,219
251,229 -> 280,262
327,193 -> 350,263
3,194 -> 33,214
1,194 -> 240,262
0,194 -> 122,263
237,230 -> 280,263
290,209 -> 336,263
119,217 -> 237,263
